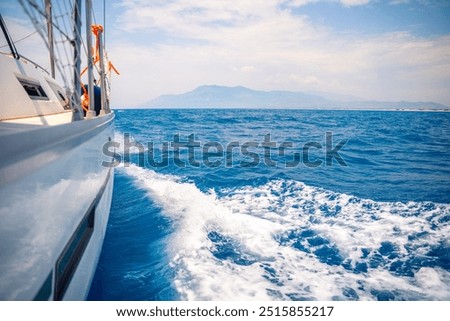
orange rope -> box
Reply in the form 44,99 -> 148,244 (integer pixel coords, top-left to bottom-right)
80,24 -> 119,109
108,61 -> 120,75
81,24 -> 103,76
91,24 -> 103,62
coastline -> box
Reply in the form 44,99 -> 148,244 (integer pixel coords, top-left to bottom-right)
114,106 -> 450,112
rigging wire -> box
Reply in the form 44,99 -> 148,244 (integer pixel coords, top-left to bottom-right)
15,0 -> 110,102
52,0 -> 73,87
0,29 -> 39,49
22,0 -> 72,42
17,0 -> 75,89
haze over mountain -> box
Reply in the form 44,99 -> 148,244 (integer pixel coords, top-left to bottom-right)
141,85 -> 449,110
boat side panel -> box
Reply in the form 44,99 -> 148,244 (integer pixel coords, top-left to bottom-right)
62,170 -> 113,300
0,115 -> 115,300
0,113 -> 114,186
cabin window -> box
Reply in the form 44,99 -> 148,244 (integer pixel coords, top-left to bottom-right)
47,80 -> 71,110
17,77 -> 49,100
54,204 -> 95,300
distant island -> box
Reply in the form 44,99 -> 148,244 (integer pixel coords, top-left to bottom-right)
140,85 -> 449,110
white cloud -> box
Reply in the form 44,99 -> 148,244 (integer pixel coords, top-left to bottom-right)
108,0 -> 450,107
389,0 -> 410,4
234,65 -> 257,73
286,0 -> 371,7
340,0 -> 371,6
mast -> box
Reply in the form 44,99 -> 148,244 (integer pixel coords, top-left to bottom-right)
85,0 -> 96,119
71,0 -> 83,120
98,29 -> 108,114
45,0 -> 55,78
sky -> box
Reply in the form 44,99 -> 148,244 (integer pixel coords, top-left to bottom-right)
1,0 -> 450,107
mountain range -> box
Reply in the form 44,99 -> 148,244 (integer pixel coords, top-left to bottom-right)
140,85 -> 449,110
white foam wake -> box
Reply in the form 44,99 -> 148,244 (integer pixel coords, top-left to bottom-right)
121,164 -> 450,301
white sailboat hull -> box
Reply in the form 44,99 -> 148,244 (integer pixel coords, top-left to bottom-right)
63,167 -> 113,301
0,113 -> 115,300
1,2 -> 117,299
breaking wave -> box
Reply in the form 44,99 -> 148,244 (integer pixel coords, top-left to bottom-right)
121,164 -> 450,301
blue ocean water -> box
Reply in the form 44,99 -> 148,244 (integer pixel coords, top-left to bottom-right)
88,109 -> 450,301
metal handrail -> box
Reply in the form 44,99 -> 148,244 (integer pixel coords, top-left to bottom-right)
18,54 -> 50,75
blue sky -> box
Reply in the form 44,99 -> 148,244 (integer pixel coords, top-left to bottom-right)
294,1 -> 450,37
1,0 -> 450,107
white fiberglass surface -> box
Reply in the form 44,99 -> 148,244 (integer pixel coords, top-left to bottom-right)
0,125 -> 113,300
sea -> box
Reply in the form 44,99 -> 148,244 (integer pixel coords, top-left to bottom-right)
87,108 -> 450,301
